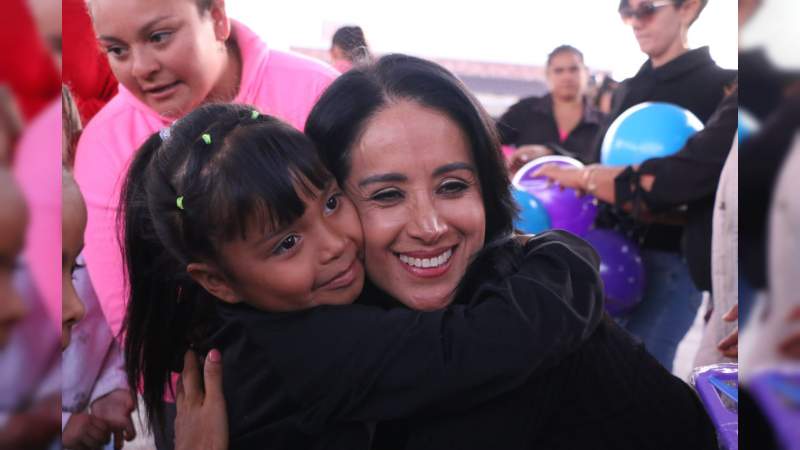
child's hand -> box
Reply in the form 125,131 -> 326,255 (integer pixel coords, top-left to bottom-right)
175,349 -> 229,450
63,412 -> 112,450
90,389 -> 137,449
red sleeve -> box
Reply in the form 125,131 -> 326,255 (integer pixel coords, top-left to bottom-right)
0,0 -> 60,121
63,0 -> 118,124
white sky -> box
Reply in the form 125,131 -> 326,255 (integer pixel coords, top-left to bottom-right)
228,0 -> 738,80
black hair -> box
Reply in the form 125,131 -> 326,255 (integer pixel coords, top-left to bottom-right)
120,103 -> 331,432
547,45 -> 584,66
331,26 -> 371,64
618,0 -> 708,25
305,54 -> 516,249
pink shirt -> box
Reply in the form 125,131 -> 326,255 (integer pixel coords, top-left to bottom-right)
74,21 -> 338,337
12,99 -> 61,331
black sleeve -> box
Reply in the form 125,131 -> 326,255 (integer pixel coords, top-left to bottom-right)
496,101 -> 525,145
235,231 -> 604,429
615,91 -> 738,212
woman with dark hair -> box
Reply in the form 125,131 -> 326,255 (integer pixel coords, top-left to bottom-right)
500,44 -> 604,170
174,54 -> 718,450
330,25 -> 371,72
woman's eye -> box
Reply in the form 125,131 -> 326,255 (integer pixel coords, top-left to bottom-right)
150,31 -> 172,44
106,46 -> 126,57
438,180 -> 469,195
274,235 -> 301,255
324,193 -> 340,214
371,189 -> 403,203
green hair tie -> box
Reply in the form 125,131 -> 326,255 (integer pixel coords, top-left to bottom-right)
176,196 -> 185,210
251,110 -> 260,119
201,133 -> 212,145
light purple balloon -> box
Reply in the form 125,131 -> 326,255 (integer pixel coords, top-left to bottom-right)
583,229 -> 646,317
512,156 -> 597,236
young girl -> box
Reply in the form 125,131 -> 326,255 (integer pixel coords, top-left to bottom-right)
123,103 -> 605,449
74,0 -> 338,343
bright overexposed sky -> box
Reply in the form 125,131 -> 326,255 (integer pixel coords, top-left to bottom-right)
228,0 -> 737,80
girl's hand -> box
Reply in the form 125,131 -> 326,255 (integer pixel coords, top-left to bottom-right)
63,412 -> 112,450
508,145 -> 553,174
175,349 -> 229,450
90,389 -> 136,449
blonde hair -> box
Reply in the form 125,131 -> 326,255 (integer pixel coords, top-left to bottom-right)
62,85 -> 83,168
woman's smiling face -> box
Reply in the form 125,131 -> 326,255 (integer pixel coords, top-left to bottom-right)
345,100 -> 486,311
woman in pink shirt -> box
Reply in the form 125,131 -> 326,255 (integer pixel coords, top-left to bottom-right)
74,0 -> 338,340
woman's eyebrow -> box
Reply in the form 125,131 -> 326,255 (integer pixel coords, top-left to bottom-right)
433,162 -> 476,177
358,173 -> 407,188
97,15 -> 174,42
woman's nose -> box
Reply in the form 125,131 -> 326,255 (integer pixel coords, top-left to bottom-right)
406,197 -> 448,244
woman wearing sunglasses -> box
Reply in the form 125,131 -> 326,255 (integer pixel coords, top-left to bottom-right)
539,0 -> 737,373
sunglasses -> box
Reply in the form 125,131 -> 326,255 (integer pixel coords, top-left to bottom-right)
619,1 -> 674,24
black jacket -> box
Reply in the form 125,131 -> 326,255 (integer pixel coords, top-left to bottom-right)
594,46 -> 737,257
497,94 -> 605,163
615,90 -> 738,291
207,231 -> 605,449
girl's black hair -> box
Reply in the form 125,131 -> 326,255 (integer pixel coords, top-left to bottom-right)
305,54 -> 517,248
120,103 -> 331,431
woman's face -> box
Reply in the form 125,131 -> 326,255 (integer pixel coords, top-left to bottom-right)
345,101 -> 486,311
624,0 -> 685,59
546,51 -> 588,101
206,181 -> 365,312
0,174 -> 28,349
62,179 -> 87,350
92,0 -> 231,117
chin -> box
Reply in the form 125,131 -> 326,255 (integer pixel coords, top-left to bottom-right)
402,293 -> 454,312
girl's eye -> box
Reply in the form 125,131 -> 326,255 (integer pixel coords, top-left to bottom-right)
273,235 -> 301,255
324,193 -> 340,214
370,189 -> 403,204
150,31 -> 172,44
438,180 -> 469,196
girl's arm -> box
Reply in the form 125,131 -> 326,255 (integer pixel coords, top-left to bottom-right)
217,230 -> 604,433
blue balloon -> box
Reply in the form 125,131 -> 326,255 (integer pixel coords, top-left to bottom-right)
512,188 -> 551,234
738,108 -> 760,143
601,102 -> 704,166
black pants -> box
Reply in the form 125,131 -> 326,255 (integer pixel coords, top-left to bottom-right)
153,401 -> 177,450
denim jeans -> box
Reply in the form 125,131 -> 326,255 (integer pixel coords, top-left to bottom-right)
622,250 -> 703,372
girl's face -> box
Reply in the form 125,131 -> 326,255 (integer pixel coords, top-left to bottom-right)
0,173 -> 28,348
62,178 -> 87,350
92,0 -> 232,117
345,101 -> 486,311
195,181 -> 365,311
546,51 -> 588,101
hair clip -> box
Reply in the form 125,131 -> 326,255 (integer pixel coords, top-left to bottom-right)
176,196 -> 185,210
251,110 -> 260,119
201,133 -> 212,145
159,127 -> 171,141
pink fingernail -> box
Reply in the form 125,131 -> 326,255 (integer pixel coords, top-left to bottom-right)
208,349 -> 221,362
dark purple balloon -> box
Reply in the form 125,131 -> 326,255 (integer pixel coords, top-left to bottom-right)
512,156 -> 597,237
583,229 -> 646,317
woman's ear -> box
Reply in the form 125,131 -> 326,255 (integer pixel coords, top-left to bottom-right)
209,0 -> 231,41
678,0 -> 702,28
187,262 -> 240,304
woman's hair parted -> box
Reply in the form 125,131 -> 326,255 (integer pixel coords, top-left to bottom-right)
120,103 -> 331,431
305,54 -> 517,247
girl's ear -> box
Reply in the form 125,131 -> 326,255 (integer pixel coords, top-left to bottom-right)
186,262 -> 240,304
209,0 -> 231,41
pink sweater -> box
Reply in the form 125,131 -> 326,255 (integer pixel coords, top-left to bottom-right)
74,21 -> 337,337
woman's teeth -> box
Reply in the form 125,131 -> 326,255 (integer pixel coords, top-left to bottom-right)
398,248 -> 453,269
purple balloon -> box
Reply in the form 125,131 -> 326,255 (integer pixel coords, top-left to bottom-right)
512,156 -> 597,236
583,229 -> 645,317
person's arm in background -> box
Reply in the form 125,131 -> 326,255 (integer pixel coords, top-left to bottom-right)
535,89 -> 738,220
